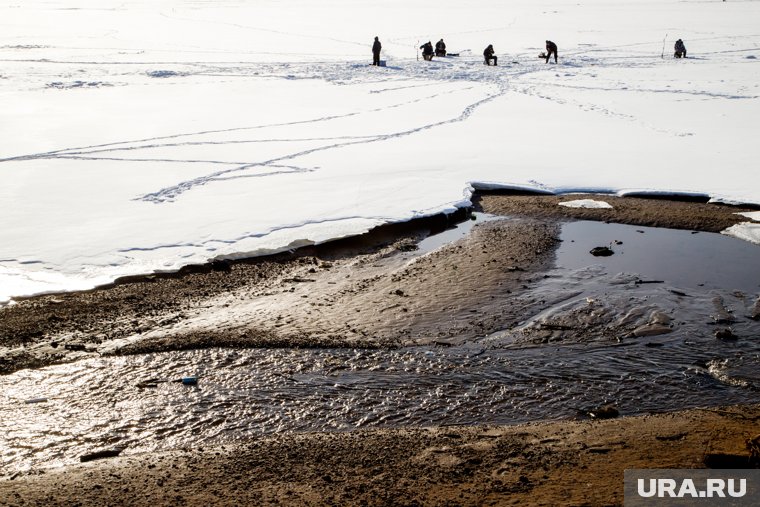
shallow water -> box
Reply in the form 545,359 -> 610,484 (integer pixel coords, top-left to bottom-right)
415,213 -> 503,253
556,221 -> 760,292
1,219 -> 759,473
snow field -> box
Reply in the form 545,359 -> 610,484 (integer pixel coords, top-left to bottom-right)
1,0 -> 759,303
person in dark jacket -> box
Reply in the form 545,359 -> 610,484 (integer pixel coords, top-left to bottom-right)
435,39 -> 447,57
372,36 -> 382,66
545,40 -> 558,63
483,44 -> 497,65
674,39 -> 686,58
420,41 -> 434,61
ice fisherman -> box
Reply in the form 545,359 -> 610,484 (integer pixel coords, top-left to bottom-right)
674,39 -> 687,58
483,44 -> 497,66
545,40 -> 558,63
372,36 -> 382,66
420,41 -> 434,61
435,39 -> 447,57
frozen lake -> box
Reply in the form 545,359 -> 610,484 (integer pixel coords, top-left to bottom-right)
2,0 -> 759,301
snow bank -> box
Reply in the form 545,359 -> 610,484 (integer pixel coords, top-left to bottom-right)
722,223 -> 760,246
1,0 -> 759,303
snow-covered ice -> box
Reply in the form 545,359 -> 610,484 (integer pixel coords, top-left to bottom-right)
722,212 -> 760,245
2,0 -> 759,303
723,223 -> 760,246
558,199 -> 613,209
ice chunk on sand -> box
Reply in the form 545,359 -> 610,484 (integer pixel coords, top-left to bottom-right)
558,199 -> 613,210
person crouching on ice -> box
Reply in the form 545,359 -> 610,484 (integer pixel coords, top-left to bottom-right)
435,39 -> 446,57
483,44 -> 497,65
545,40 -> 558,63
420,41 -> 434,61
674,39 -> 686,58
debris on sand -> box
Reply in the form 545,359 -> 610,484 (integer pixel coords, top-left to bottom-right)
586,404 -> 619,419
80,448 -> 123,463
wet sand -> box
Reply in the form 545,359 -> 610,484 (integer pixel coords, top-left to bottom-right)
1,194 -> 759,505
2,404 -> 759,506
2,194 -> 756,375
0,213 -> 560,374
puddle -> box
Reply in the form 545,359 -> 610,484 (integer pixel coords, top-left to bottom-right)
556,221 -> 760,292
1,218 -> 759,473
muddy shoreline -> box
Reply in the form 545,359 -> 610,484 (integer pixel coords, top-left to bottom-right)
1,193 -> 759,505
1,193 -> 756,375
475,193 -> 754,233
1,202 -> 561,375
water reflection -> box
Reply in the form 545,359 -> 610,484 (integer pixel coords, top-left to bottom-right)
556,221 -> 760,292
2,333 -> 758,473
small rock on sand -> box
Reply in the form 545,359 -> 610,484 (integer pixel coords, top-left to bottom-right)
589,246 -> 614,257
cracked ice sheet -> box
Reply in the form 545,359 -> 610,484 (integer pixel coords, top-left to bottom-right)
2,0 -> 760,302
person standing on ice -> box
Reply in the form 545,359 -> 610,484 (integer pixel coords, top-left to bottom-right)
420,41 -> 434,61
372,36 -> 382,66
483,44 -> 497,65
545,40 -> 558,63
435,39 -> 447,57
674,39 -> 687,58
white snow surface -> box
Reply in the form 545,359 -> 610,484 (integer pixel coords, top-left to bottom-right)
2,0 -> 760,303
722,223 -> 760,246
558,199 -> 613,209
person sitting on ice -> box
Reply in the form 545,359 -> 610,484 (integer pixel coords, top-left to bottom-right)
545,40 -> 558,64
483,44 -> 497,66
435,39 -> 447,57
420,41 -> 434,61
674,39 -> 687,58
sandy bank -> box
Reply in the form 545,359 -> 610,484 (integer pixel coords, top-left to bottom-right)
475,194 -> 753,233
2,404 -> 758,506
2,194 -> 759,505
1,194 -> 757,375
0,214 -> 559,374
